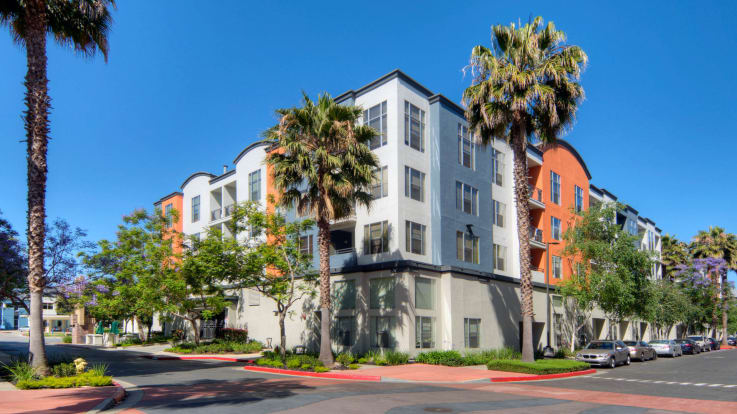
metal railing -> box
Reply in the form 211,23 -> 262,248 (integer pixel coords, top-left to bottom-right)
210,208 -> 222,221
530,227 -> 544,243
223,204 -> 235,218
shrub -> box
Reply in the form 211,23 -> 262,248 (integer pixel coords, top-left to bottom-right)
1,359 -> 37,383
336,352 -> 355,366
313,366 -> 330,373
51,362 -> 77,378
15,373 -> 113,389
165,339 -> 262,354
89,363 -> 109,377
286,358 -> 302,369
357,357 -> 368,364
300,363 -> 312,371
385,351 -> 409,366
416,350 -> 464,366
62,335 -> 72,344
221,328 -> 249,342
347,363 -> 359,370
374,357 -> 388,366
486,359 -> 590,375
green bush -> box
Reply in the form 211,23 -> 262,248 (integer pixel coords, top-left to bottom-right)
416,350 -> 464,366
165,339 -> 262,354
221,328 -> 249,342
51,362 -> 77,377
286,358 -> 302,369
1,359 -> 37,383
89,363 -> 109,377
347,363 -> 359,370
300,363 -> 312,370
486,359 -> 590,375
313,366 -> 330,373
357,357 -> 368,364
15,373 -> 113,389
62,335 -> 72,344
374,357 -> 388,366
385,351 -> 409,365
336,352 -> 355,366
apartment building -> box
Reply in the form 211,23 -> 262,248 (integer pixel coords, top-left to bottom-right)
155,69 -> 665,354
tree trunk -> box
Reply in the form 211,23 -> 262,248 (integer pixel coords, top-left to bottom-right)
135,315 -> 146,341
722,273 -> 729,346
189,318 -> 200,345
510,121 -> 534,362
147,322 -> 153,342
279,311 -> 287,367
316,218 -> 334,366
24,0 -> 51,376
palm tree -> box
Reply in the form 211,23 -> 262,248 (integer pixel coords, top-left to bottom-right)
1,0 -> 114,374
661,234 -> 690,281
463,17 -> 587,362
691,226 -> 737,344
265,93 -> 378,365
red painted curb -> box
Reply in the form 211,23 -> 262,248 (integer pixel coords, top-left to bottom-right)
111,381 -> 126,403
242,366 -> 382,381
140,355 -> 251,362
490,368 -> 597,382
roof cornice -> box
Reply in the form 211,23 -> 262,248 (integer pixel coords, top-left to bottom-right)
180,172 -> 215,190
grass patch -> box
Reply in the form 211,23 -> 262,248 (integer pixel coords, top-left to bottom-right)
164,339 -> 263,354
486,359 -> 590,375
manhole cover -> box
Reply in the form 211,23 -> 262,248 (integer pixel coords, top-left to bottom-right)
423,408 -> 453,413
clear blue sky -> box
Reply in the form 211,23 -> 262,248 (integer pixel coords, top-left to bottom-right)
1,1 -> 735,260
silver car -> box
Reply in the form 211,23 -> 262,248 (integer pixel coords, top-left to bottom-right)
576,340 -> 631,368
649,339 -> 682,357
623,340 -> 657,361
687,336 -> 709,352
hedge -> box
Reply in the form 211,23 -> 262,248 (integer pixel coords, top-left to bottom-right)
486,359 -> 590,375
16,373 -> 113,390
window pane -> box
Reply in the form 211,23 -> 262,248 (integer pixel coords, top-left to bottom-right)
372,316 -> 394,348
456,231 -> 463,260
370,278 -> 395,309
415,277 -> 434,310
336,316 -> 354,346
382,167 -> 388,197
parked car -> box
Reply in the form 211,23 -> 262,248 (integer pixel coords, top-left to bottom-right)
622,340 -> 657,361
727,336 -> 736,346
576,340 -> 631,368
687,336 -> 709,352
675,339 -> 700,355
649,339 -> 683,357
707,337 -> 721,350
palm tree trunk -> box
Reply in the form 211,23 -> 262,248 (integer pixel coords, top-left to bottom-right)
510,121 -> 534,362
24,0 -> 51,376
317,217 -> 334,366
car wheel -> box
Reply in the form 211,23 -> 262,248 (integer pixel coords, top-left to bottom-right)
625,355 -> 631,365
609,357 -> 616,369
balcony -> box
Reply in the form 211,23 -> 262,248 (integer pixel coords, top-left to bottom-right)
530,227 -> 546,250
330,248 -> 357,269
528,185 -> 545,209
210,208 -> 222,221
223,204 -> 235,218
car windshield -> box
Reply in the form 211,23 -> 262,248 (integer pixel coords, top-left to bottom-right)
675,340 -> 688,344
650,340 -> 668,344
585,342 -> 613,349
688,336 -> 702,340
623,341 -> 637,346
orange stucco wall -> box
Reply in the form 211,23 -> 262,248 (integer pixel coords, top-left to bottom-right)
531,143 -> 590,285
160,194 -> 183,254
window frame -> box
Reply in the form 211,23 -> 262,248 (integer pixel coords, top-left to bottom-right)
458,123 -> 474,169
299,234 -> 313,257
492,199 -> 505,227
405,221 -> 426,255
363,221 -> 389,255
456,231 -> 480,264
370,277 -> 396,310
364,101 -> 388,150
552,255 -> 562,279
249,170 -> 261,202
550,171 -> 561,205
415,316 -> 435,349
464,318 -> 481,348
371,166 -> 389,199
191,195 -> 200,223
333,279 -> 356,310
492,148 -> 504,186
551,216 -> 562,240
494,243 -> 507,271
404,101 -> 425,152
574,185 -> 583,213
414,277 -> 435,310
405,166 -> 425,202
455,181 -> 478,216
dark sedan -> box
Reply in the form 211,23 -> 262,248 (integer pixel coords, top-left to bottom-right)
707,337 -> 721,351
675,339 -> 700,354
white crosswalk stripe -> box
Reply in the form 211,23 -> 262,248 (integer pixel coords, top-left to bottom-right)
594,377 -> 736,388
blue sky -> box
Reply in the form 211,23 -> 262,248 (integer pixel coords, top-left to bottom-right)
1,1 -> 735,261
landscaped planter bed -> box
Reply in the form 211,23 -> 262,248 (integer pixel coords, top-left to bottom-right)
486,359 -> 591,375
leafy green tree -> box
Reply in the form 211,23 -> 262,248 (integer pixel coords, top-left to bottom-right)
558,269 -> 596,352
1,0 -> 114,374
463,16 -> 587,362
646,279 -> 690,339
676,258 -> 725,336
0,211 -> 27,312
562,203 -> 655,338
265,93 -> 378,365
228,202 -> 318,366
661,234 -> 690,281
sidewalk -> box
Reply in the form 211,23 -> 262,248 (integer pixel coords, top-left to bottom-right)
355,363 -> 537,382
0,384 -> 124,414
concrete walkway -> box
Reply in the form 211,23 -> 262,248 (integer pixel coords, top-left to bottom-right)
0,385 -> 123,414
355,363 -> 537,382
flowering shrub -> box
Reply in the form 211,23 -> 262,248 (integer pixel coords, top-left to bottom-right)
221,328 -> 248,342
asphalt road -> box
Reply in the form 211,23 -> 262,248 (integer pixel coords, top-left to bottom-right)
1,332 -> 735,413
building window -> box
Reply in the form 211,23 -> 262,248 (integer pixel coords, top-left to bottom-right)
191,196 -> 200,222
333,280 -> 356,310
494,244 -> 507,271
464,318 -> 481,348
550,171 -> 561,205
249,170 -> 261,202
457,231 -> 479,264
458,124 -> 474,168
492,149 -> 504,186
415,277 -> 435,310
363,221 -> 389,254
492,199 -> 505,227
248,289 -> 260,306
336,316 -> 354,347
405,167 -> 425,202
371,166 -> 389,199
552,256 -> 562,279
370,316 -> 394,348
404,101 -> 425,152
415,316 -> 435,349
164,204 -> 173,227
455,182 -> 478,215
370,277 -> 395,310
574,185 -> 583,213
364,101 -> 387,149
551,216 -> 561,240
299,235 -> 313,256
42,303 -> 53,310
405,221 -> 426,255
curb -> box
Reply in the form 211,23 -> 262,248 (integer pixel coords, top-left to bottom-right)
241,365 -> 596,383
489,368 -> 597,382
86,381 -> 126,414
141,355 -> 252,362
242,366 -> 382,381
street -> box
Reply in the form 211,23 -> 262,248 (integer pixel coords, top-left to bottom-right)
2,333 -> 737,413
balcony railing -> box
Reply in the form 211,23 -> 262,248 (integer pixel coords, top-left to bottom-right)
223,204 -> 235,218
210,208 -> 222,221
530,227 -> 544,243
528,184 -> 544,203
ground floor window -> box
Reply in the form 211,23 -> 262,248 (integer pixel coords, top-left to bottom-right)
336,316 -> 354,347
370,316 -> 394,348
464,318 -> 480,348
415,316 -> 435,349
